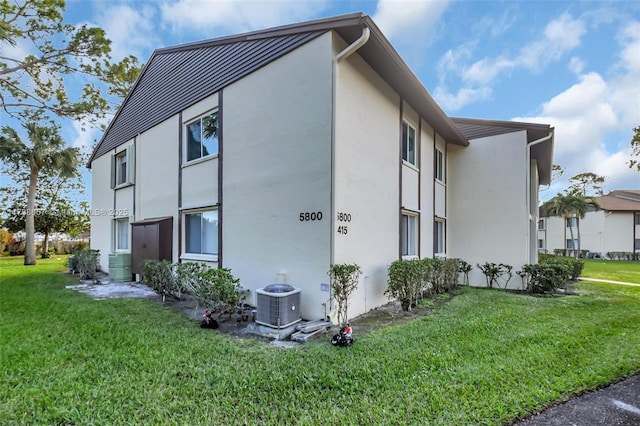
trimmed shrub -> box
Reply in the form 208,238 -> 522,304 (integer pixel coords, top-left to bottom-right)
477,262 -> 513,289
386,259 -> 424,311
518,263 -> 569,293
328,263 -> 361,326
540,256 -> 584,280
142,260 -> 177,301
74,249 -> 100,283
197,267 -> 242,316
458,260 -> 472,286
173,262 -> 209,301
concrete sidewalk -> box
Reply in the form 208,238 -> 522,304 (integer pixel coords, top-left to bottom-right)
516,373 -> 640,425
579,277 -> 640,287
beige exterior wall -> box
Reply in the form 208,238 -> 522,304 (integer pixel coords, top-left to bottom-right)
333,31 -> 401,320
223,33 -> 333,320
447,131 -> 529,287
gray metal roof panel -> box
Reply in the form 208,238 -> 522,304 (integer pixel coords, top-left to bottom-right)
89,31 -> 323,163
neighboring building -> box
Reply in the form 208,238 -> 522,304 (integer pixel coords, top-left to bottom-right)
88,13 -> 554,321
538,190 -> 640,257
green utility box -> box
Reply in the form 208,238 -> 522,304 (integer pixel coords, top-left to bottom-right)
108,253 -> 132,282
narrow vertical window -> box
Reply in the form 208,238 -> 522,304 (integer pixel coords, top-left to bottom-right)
402,122 -> 416,166
434,220 -> 445,255
435,148 -> 444,182
115,218 -> 129,251
401,213 -> 417,256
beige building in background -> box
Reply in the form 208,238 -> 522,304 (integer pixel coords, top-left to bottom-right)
89,13 -> 554,321
538,190 -> 640,258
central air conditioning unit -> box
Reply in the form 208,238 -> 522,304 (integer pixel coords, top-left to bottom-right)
256,284 -> 301,328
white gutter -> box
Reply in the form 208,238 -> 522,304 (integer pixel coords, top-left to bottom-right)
328,27 -> 370,320
526,129 -> 554,263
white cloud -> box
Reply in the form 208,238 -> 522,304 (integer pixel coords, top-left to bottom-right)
93,3 -> 159,60
373,0 -> 449,45
436,12 -> 587,111
433,86 -> 492,112
159,0 -> 328,36
568,57 -> 585,74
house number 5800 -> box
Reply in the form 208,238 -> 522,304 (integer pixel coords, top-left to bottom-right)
299,212 -> 323,221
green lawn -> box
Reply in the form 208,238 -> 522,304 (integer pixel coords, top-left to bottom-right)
581,259 -> 640,283
1,257 -> 639,425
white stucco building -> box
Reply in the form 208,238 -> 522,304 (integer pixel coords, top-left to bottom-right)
538,190 -> 640,258
89,13 -> 554,321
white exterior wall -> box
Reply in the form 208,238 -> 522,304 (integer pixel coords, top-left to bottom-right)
447,131 -> 529,287
604,212 -> 634,252
135,116 -> 180,262
181,94 -> 220,211
539,210 -> 635,256
90,153 -> 115,271
420,122 -> 435,257
223,33 -> 333,320
333,32 -> 401,320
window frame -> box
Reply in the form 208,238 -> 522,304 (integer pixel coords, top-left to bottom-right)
434,219 -> 445,256
435,148 -> 445,183
401,212 -> 418,258
635,213 -> 640,226
566,239 -> 578,250
537,219 -> 545,230
111,145 -> 135,189
565,217 -> 577,227
182,208 -> 219,261
184,110 -> 219,164
401,121 -> 417,167
114,217 -> 129,252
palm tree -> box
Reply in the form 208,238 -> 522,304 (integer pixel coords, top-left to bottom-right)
541,193 -> 600,258
0,124 -> 78,265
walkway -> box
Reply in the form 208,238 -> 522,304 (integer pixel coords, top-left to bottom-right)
578,277 -> 640,287
516,373 -> 640,425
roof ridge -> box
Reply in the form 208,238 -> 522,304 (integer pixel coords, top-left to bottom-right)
155,12 -> 366,54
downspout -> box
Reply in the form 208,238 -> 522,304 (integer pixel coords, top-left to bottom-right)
526,129 -> 554,263
329,26 -> 370,320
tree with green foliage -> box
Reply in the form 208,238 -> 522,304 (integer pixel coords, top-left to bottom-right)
1,154 -> 89,256
1,0 -> 142,124
0,123 -> 78,265
567,172 -> 605,196
541,193 -> 600,259
628,125 -> 640,172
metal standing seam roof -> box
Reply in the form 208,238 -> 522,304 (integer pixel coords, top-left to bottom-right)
88,12 -> 472,167
450,117 -> 555,185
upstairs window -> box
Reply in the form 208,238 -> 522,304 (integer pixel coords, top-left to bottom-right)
186,111 -> 218,162
111,146 -> 134,188
402,122 -> 416,166
435,148 -> 445,182
635,213 -> 640,225
566,217 -> 577,227
538,219 -> 545,230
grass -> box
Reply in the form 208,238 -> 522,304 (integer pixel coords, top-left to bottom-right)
1,257 -> 640,425
581,258 -> 640,283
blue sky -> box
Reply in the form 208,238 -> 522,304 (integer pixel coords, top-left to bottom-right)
5,0 -> 640,201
